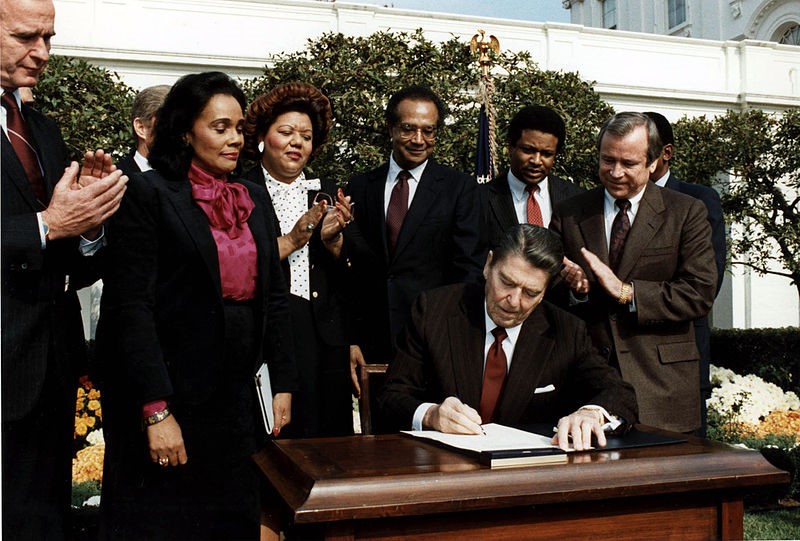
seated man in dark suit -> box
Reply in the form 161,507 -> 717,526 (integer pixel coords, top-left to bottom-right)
644,111 -> 726,436
483,105 -> 584,248
378,225 -> 638,450
115,84 -> 170,176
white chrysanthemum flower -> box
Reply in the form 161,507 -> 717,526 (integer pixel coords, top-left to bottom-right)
86,428 -> 105,446
707,365 -> 799,425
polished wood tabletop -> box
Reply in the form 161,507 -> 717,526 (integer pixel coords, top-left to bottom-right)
253,426 -> 789,526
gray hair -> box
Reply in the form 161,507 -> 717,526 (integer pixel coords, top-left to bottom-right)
597,112 -> 662,165
130,84 -> 171,140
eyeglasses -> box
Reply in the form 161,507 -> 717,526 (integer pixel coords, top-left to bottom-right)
395,123 -> 437,141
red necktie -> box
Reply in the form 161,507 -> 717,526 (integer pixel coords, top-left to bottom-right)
2,93 -> 46,203
386,170 -> 410,256
608,198 -> 631,272
479,327 -> 508,423
525,184 -> 543,226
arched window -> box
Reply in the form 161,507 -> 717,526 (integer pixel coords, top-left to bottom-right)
778,24 -> 800,45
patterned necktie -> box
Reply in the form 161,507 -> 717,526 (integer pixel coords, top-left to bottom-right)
525,184 -> 543,226
386,170 -> 410,256
479,327 -> 508,424
2,93 -> 46,203
608,198 -> 631,272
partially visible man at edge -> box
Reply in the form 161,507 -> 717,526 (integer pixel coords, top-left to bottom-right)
115,84 -> 171,176
1,0 -> 128,537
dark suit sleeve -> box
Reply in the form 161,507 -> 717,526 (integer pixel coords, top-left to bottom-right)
255,187 -> 298,393
450,173 -> 485,283
702,187 -> 726,295
100,174 -> 174,403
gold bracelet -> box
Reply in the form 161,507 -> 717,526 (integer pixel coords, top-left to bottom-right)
618,283 -> 632,305
144,407 -> 171,426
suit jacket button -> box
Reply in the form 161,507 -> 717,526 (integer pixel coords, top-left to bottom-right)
601,346 -> 611,356
20,263 -> 28,270
311,264 -> 315,270
312,291 -> 319,299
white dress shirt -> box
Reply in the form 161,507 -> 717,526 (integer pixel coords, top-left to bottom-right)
507,171 -> 553,227
384,156 -> 426,215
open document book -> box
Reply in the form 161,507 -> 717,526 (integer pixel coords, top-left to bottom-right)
402,423 -> 568,468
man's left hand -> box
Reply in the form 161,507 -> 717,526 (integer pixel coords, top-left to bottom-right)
580,247 -> 623,299
551,407 -> 607,451
75,149 -> 117,190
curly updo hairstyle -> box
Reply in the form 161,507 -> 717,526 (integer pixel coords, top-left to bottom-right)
243,82 -> 332,162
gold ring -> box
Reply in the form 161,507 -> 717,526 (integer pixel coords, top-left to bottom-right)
305,223 -> 314,231
158,457 -> 168,466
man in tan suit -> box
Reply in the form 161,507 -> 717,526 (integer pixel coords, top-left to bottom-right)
550,112 -> 716,433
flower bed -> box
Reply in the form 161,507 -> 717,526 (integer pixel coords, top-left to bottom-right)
72,376 -> 104,509
707,365 -> 800,504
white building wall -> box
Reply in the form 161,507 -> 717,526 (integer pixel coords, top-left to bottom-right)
51,0 -> 800,329
564,0 -> 800,42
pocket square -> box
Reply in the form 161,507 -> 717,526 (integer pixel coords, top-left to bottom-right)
534,384 -> 555,394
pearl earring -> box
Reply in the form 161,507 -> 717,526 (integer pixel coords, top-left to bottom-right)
258,141 -> 265,153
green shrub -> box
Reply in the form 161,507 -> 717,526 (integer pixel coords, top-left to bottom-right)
32,55 -> 135,162
242,29 -> 614,186
711,328 -> 800,395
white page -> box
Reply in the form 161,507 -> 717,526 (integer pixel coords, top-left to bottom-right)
402,423 -> 557,452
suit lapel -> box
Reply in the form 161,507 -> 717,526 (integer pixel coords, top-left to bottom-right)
165,179 -> 223,297
496,308 -> 553,423
243,181 -> 271,298
1,136 -> 42,209
577,189 -> 608,267
25,105 -> 62,202
616,183 -> 665,280
448,286 -> 486,409
393,160 -> 444,260
488,173 -> 519,232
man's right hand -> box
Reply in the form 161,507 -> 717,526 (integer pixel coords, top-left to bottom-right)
422,396 -> 483,434
40,160 -> 127,241
560,255 -> 590,295
349,345 -> 366,398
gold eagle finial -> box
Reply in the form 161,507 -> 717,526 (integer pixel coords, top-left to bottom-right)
470,29 -> 500,77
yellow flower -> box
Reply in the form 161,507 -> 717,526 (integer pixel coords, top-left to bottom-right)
74,414 -> 96,437
88,389 -> 101,400
72,443 -> 105,483
88,399 -> 101,412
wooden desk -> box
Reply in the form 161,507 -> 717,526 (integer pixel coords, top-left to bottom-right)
253,427 -> 789,540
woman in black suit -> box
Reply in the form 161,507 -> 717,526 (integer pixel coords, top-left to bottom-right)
242,82 -> 354,437
97,72 -> 296,540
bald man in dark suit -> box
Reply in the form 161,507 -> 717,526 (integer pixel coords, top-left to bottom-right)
1,0 -> 127,535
